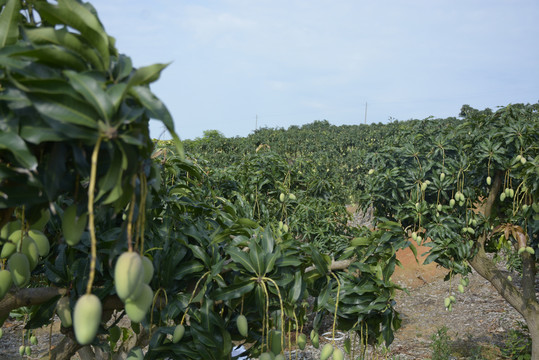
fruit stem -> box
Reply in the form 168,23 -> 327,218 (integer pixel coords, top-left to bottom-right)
262,277 -> 285,352
150,287 -> 168,338
329,271 -> 341,346
86,136 -> 103,295
259,280 -> 270,353
181,271 -> 210,325
293,310 -> 299,352
139,172 -> 147,254
17,206 -> 25,253
127,176 -> 137,253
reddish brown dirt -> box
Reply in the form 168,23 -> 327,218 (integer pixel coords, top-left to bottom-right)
392,242 -> 449,289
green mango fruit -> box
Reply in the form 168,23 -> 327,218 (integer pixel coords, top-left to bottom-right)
125,283 -> 153,323
320,343 -> 333,360
172,324 -> 185,344
270,330 -> 282,355
21,236 -> 39,270
310,329 -> 319,348
57,296 -> 72,327
19,346 -> 25,356
444,297 -> 451,308
0,220 -> 21,240
25,346 -> 31,356
28,230 -> 50,257
73,294 -> 102,345
259,353 -> 272,360
2,230 -> 23,259
333,348 -> 344,360
344,337 -> 351,354
297,333 -> 307,350
0,270 -> 12,300
8,253 -> 30,287
30,335 -> 37,345
62,205 -> 87,246
236,314 -> 248,337
141,256 -> 154,285
172,324 -> 185,343
114,252 -> 143,301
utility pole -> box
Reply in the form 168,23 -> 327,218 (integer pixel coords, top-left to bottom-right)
364,102 -> 368,124
255,114 -> 258,130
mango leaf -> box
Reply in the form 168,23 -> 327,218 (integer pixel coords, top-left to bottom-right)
212,280 -> 255,301
64,70 -> 113,122
129,85 -> 184,157
112,54 -> 133,82
24,27 -> 103,70
96,143 -> 125,203
106,83 -> 127,112
317,282 -> 331,308
29,93 -> 99,129
174,260 -> 204,281
35,0 -> 110,69
14,45 -> 88,71
226,247 -> 258,275
0,132 -> 38,170
309,245 -> 328,275
188,244 -> 210,269
15,78 -> 80,98
288,270 -> 304,302
248,241 -> 265,276
264,248 -> 280,275
127,63 -> 169,89
0,0 -> 20,47
260,226 -> 274,253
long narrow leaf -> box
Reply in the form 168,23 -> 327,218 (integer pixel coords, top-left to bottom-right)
127,63 -> 169,88
0,0 -> 20,47
64,70 -> 113,122
129,85 -> 184,157
30,93 -> 99,128
0,132 -> 38,170
24,27 -> 103,70
226,247 -> 258,275
35,0 -> 109,69
212,281 -> 255,301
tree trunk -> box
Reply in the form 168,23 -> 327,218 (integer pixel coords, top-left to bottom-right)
525,312 -> 539,360
470,171 -> 538,358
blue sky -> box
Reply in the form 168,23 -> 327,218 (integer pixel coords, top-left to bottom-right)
91,0 -> 539,140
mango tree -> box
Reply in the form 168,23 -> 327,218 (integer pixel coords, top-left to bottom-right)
362,103 -> 539,356
0,1 -> 407,359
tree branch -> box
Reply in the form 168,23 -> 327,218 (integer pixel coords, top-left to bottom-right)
477,171 -> 502,246
305,258 -> 354,273
0,287 -> 67,320
470,247 -> 528,317
470,170 -> 538,317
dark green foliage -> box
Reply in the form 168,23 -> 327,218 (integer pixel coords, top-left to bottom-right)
500,323 -> 532,360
